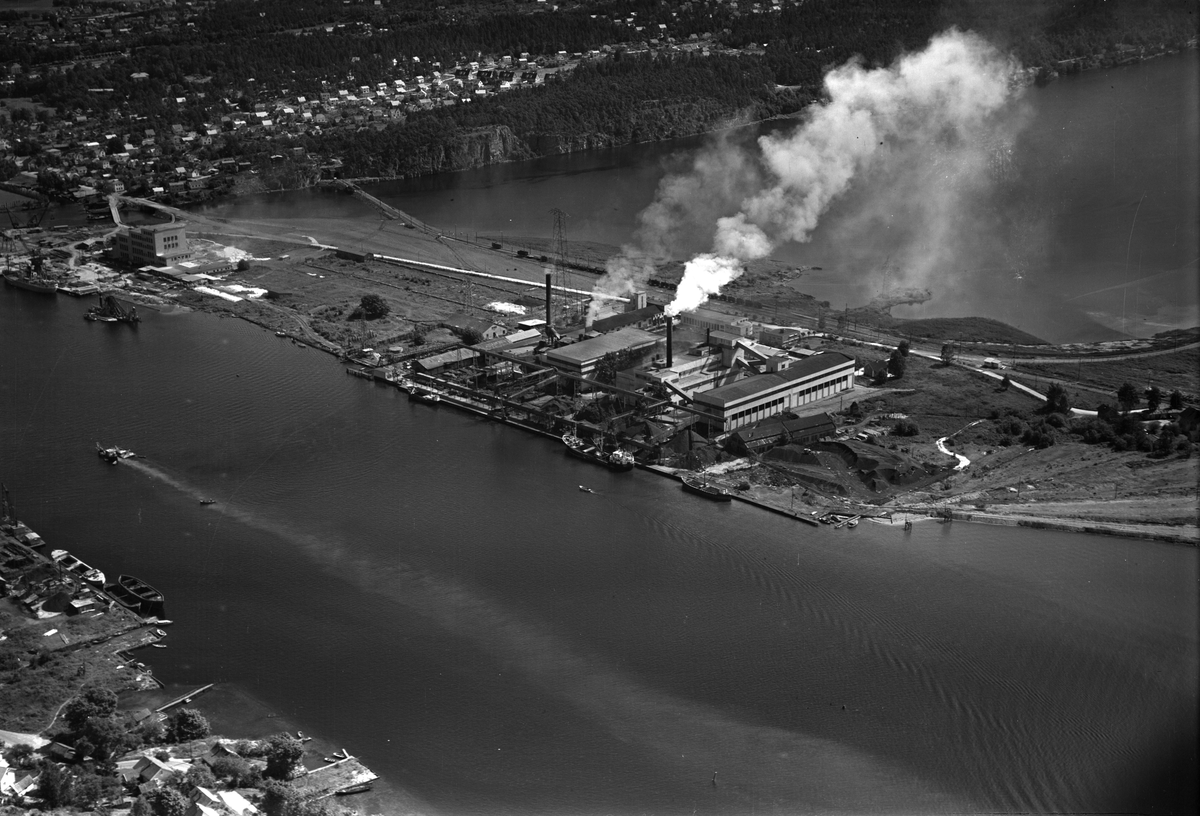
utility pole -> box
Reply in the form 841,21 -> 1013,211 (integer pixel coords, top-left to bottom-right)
551,207 -> 571,329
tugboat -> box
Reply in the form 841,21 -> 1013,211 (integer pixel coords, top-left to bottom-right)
96,443 -> 135,463
681,475 -> 732,502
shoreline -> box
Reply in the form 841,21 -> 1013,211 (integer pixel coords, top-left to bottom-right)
353,369 -> 1198,546
164,43 -> 1198,208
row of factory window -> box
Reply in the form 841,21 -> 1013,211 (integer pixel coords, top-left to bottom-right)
726,374 -> 851,423
729,396 -> 786,424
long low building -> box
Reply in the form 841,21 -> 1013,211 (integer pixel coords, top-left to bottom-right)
543,327 -> 661,379
692,351 -> 855,434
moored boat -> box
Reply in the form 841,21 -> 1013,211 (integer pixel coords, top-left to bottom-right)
681,476 -> 732,502
106,574 -> 165,618
562,433 -> 635,471
3,269 -> 59,294
50,549 -> 107,586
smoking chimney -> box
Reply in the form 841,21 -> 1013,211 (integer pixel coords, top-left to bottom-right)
545,269 -> 552,330
666,317 -> 673,367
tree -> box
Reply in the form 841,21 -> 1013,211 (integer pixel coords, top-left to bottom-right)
1116,382 -> 1139,413
1044,382 -> 1070,415
1169,390 -> 1184,411
1145,386 -> 1162,413
264,733 -> 304,780
83,712 -> 129,760
164,708 -> 211,743
887,348 -> 906,379
210,755 -> 260,787
897,339 -> 910,357
260,778 -> 330,816
37,761 -> 72,809
940,342 -> 956,366
178,764 -> 217,791
138,786 -> 188,816
460,326 -> 484,345
6,742 -> 35,768
63,687 -> 118,732
357,293 -> 390,320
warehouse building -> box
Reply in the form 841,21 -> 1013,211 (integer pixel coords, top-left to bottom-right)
543,327 -> 661,379
692,351 -> 855,434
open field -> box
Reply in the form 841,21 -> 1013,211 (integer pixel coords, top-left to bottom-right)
1013,347 -> 1200,401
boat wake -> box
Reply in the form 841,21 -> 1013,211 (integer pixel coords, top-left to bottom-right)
121,458 -> 223,507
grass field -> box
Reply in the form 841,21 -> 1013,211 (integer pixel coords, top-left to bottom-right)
1015,347 -> 1200,401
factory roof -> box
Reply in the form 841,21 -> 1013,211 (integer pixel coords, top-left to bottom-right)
732,412 -> 836,444
545,327 -> 659,365
413,347 -> 479,371
694,352 -> 854,407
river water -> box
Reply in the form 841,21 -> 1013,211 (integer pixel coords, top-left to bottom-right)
198,51 -> 1198,344
2,285 -> 1197,813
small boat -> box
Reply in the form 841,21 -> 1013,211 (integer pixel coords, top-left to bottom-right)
154,629 -> 167,637
155,619 -> 174,625
335,782 -> 374,796
275,331 -> 288,337
151,643 -> 167,648
199,498 -> 217,505
578,485 -> 595,493
681,476 -> 732,502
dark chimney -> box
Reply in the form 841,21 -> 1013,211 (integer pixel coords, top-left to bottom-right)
666,318 -> 673,367
545,269 -> 553,329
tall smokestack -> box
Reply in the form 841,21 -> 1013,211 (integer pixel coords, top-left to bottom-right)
666,318 -> 673,367
545,269 -> 552,330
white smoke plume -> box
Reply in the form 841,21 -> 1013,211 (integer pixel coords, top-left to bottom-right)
592,29 -> 1023,318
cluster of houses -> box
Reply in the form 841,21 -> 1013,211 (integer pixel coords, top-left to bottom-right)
0,0 -> 818,205
1,739 -> 262,816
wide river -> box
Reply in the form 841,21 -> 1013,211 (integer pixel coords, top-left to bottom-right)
2,283 -> 1197,813
199,50 -> 1198,344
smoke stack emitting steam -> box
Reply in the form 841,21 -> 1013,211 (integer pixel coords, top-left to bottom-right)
589,30 -> 1022,319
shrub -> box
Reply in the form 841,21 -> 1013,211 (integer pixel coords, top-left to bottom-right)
892,419 -> 920,437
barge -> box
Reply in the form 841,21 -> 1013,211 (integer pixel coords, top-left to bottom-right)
106,574 -> 165,618
681,476 -> 732,502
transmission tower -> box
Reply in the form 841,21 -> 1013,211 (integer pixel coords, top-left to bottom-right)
550,208 -> 573,329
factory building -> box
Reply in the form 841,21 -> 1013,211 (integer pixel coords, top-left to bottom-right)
111,223 -> 190,267
542,327 -> 661,379
677,307 -> 755,337
692,351 -> 855,434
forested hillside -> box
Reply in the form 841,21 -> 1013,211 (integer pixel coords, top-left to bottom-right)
8,0 -> 1195,185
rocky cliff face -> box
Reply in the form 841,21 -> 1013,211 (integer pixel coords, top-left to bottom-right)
528,100 -> 763,156
399,125 -> 534,177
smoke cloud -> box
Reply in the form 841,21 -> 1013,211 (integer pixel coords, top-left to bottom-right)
591,29 -> 1024,318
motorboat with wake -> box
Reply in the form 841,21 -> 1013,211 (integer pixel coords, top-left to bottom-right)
96,442 -> 135,464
